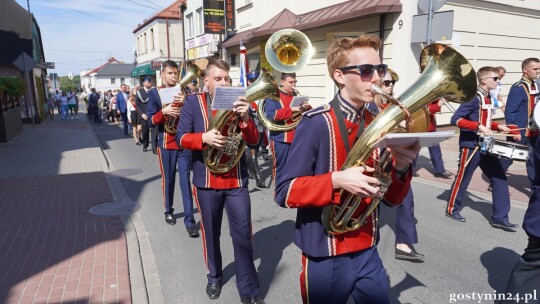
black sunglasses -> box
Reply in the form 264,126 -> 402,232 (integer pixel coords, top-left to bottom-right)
485,76 -> 499,82
339,64 -> 388,78
382,80 -> 396,86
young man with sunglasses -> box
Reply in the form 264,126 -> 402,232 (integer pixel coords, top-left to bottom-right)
503,58 -> 540,184
275,34 -> 420,303
445,66 -> 517,230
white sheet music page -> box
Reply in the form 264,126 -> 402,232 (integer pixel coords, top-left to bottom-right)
159,87 -> 180,105
212,87 -> 247,110
372,130 -> 455,148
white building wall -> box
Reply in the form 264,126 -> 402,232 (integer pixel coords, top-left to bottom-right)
227,0 -> 540,124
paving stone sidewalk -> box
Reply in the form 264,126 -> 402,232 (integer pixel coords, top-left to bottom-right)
0,114 -> 132,304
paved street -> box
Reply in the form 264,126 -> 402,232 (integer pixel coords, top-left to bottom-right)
0,113 -> 531,304
93,118 -> 530,303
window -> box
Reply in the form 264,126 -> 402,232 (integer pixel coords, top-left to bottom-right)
136,37 -> 140,56
143,33 -> 147,54
150,29 -> 155,50
111,78 -> 116,85
195,8 -> 204,35
120,78 -> 125,84
186,13 -> 194,38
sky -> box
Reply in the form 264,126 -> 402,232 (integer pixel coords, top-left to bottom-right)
14,0 -> 178,76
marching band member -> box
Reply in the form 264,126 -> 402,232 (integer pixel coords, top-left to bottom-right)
445,66 -> 517,230
427,98 -> 453,178
503,58 -> 540,184
275,34 -> 419,303
146,60 -> 198,237
368,69 -> 424,261
263,72 -> 309,185
245,70 -> 266,188
504,138 -> 540,298
176,59 -> 264,304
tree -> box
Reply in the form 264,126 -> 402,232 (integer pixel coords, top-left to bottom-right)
59,75 -> 81,93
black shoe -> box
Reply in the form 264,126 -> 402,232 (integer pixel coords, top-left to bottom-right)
491,220 -> 519,231
136,142 -> 140,146
186,226 -> 200,238
206,283 -> 221,299
395,245 -> 425,261
256,180 -> 266,188
165,213 -> 176,225
412,172 -> 419,177
434,170 -> 453,179
487,185 -> 493,192
445,212 -> 466,222
241,296 -> 266,304
143,147 -> 148,152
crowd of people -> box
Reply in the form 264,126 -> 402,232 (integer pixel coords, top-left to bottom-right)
50,34 -> 538,303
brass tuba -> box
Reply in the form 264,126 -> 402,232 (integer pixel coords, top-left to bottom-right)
256,29 -> 312,132
321,43 -> 477,234
203,69 -> 279,174
164,63 -> 203,134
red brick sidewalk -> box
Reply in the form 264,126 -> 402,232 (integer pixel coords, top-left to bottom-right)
0,116 -> 132,304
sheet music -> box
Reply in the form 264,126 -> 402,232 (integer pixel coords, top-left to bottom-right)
159,87 -> 180,105
372,131 -> 455,148
212,86 -> 246,110
290,96 -> 310,108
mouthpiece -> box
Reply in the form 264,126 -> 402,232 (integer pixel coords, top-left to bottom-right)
371,85 -> 384,95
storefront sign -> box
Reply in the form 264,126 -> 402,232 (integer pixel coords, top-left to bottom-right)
203,0 -> 225,34
224,0 -> 235,33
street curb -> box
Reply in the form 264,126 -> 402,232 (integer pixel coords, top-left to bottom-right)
86,115 -> 165,304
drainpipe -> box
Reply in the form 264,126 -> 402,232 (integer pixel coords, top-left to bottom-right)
379,14 -> 385,60
180,2 -> 187,62
166,18 -> 171,59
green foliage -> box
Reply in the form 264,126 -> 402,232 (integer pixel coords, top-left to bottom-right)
59,75 -> 80,93
0,76 -> 26,97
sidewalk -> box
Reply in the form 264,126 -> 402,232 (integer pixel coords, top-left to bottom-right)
0,113 -> 132,304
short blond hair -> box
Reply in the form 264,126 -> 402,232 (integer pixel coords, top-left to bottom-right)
326,34 -> 382,86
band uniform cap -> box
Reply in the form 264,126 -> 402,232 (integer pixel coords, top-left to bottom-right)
142,76 -> 152,82
247,70 -> 259,82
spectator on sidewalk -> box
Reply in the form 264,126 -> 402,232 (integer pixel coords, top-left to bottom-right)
127,92 -> 142,146
46,94 -> 55,120
116,84 -> 130,135
88,88 -> 101,124
67,91 -> 77,119
60,92 -> 68,120
53,89 -> 62,115
137,77 -> 153,153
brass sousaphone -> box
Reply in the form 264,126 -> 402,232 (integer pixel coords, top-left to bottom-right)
321,44 -> 478,234
256,29 -> 313,132
203,69 -> 279,174
164,63 -> 203,134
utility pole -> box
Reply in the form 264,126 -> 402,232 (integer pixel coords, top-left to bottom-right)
27,0 -> 30,12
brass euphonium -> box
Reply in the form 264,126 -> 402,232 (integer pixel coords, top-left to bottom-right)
203,69 -> 279,174
164,63 -> 203,134
256,29 -> 312,132
321,43 -> 477,234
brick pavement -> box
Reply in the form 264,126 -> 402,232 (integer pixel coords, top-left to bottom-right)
0,114 -> 132,304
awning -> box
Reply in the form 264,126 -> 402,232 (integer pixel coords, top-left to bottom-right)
131,62 -> 156,77
222,0 -> 402,48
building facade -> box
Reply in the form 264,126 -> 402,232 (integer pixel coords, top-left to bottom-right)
132,0 -> 184,87
221,0 -> 540,124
